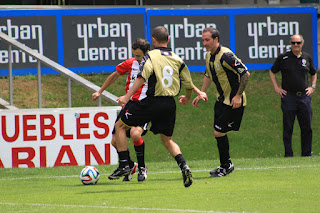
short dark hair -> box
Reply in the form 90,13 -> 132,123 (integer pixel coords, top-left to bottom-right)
203,27 -> 220,41
132,38 -> 151,54
151,26 -> 169,43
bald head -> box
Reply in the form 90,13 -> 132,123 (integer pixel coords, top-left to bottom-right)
290,34 -> 304,42
151,26 -> 169,43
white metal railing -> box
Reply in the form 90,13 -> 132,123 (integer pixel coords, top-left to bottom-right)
0,31 -> 118,109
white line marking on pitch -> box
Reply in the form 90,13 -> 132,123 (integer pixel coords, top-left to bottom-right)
0,202 -> 237,213
0,164 -> 318,181
153,164 -> 319,174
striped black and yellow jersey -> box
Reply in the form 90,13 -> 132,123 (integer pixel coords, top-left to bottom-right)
138,47 -> 195,97
205,45 -> 248,106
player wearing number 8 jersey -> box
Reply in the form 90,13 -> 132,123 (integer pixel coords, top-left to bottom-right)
109,26 -> 208,187
139,48 -> 194,97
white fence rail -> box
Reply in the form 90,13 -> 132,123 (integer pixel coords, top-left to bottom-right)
0,31 -> 118,109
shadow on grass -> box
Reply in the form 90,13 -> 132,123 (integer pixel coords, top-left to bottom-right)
75,188 -> 157,194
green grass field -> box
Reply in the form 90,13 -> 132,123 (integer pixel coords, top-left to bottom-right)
1,157 -> 319,213
1,71 -> 320,212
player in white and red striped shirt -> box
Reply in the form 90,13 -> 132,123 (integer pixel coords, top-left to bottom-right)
117,57 -> 148,102
92,38 -> 150,182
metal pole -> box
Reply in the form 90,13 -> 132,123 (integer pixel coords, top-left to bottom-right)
8,44 -> 13,105
37,61 -> 42,108
98,96 -> 101,107
68,77 -> 72,107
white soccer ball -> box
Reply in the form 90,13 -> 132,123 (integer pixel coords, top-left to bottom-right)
80,166 -> 100,185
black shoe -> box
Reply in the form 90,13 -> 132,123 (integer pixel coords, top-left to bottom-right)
122,162 -> 138,182
181,165 -> 193,188
108,165 -> 130,180
302,153 -> 316,157
137,167 -> 147,182
210,162 -> 234,178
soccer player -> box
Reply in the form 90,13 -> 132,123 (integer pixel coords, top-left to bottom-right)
192,27 -> 250,177
108,26 -> 207,187
92,38 -> 150,182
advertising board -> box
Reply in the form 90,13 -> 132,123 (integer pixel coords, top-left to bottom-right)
147,7 -> 318,71
0,107 -> 119,168
0,7 -> 317,72
0,8 -> 146,75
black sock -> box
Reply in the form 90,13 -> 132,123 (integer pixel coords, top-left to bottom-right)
127,149 -> 134,168
174,154 -> 186,170
117,150 -> 133,166
216,135 -> 231,167
134,143 -> 145,168
118,150 -> 129,168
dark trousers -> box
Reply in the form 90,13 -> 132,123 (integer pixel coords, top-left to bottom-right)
281,94 -> 313,157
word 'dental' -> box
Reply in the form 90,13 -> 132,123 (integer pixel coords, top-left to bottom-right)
248,16 -> 299,59
0,19 -> 44,64
76,17 -> 132,62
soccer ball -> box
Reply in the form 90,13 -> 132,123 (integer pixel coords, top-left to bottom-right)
80,166 -> 100,185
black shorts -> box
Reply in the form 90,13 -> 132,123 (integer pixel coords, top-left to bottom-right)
112,100 -> 148,138
214,101 -> 245,133
120,96 -> 176,137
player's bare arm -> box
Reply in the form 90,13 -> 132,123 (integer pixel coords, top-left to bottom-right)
192,75 -> 211,107
117,76 -> 145,107
231,71 -> 250,109
92,71 -> 121,100
179,89 -> 192,105
193,86 -> 208,102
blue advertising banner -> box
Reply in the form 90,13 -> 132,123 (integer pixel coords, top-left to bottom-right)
147,7 -> 318,72
0,6 -> 317,75
0,8 -> 146,75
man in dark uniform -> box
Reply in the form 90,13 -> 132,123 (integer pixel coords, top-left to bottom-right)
269,34 -> 317,157
192,27 -> 250,178
109,26 -> 207,187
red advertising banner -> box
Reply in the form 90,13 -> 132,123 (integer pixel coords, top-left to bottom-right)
0,107 -> 119,168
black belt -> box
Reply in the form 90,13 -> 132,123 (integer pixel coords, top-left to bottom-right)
287,91 -> 306,96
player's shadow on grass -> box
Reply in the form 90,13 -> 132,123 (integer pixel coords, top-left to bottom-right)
146,174 -> 212,182
75,188 -> 156,194
68,181 -> 155,187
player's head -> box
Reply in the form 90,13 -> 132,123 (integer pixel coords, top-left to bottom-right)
132,38 -> 150,63
202,27 -> 220,53
290,34 -> 304,53
151,26 -> 170,47
203,27 -> 220,41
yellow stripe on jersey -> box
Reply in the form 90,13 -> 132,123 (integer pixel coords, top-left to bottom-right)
205,46 -> 247,106
140,47 -> 194,97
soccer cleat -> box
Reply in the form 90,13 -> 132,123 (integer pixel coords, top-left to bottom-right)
122,162 -> 138,181
181,164 -> 193,187
210,162 -> 234,178
137,167 -> 147,182
108,165 -> 130,180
